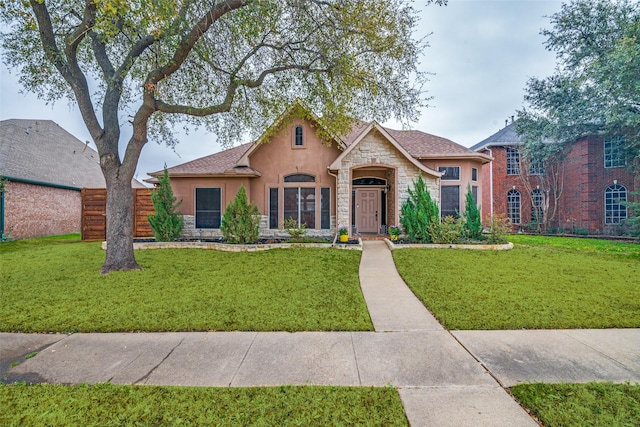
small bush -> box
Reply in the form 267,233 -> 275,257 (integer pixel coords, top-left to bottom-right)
283,217 -> 307,239
572,227 -> 589,236
221,186 -> 260,244
400,175 -> 439,243
147,168 -> 183,241
487,214 -> 511,244
429,216 -> 465,244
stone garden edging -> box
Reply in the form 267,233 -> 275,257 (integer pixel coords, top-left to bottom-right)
101,238 -> 363,252
385,239 -> 514,251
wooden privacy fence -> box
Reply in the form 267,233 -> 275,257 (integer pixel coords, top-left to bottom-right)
81,188 -> 154,241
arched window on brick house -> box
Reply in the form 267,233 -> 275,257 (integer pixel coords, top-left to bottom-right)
507,189 -> 521,225
605,184 -> 627,224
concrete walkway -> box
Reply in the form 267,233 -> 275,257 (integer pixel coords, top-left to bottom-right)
2,240 -> 639,426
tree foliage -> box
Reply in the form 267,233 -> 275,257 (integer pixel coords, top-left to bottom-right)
0,0 -> 445,272
623,190 -> 640,236
221,185 -> 260,244
400,175 -> 439,243
147,167 -> 183,241
517,0 -> 640,170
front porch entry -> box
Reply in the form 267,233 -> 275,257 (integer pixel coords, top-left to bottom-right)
352,176 -> 390,236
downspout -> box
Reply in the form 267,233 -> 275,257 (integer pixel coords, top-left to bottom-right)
487,148 -> 494,219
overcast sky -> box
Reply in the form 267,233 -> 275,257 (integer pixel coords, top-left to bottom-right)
0,0 -> 563,183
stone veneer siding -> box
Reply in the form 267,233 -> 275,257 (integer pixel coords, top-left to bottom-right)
335,130 -> 439,231
180,214 -> 336,239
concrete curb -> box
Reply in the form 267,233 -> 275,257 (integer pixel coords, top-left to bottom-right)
385,239 -> 514,251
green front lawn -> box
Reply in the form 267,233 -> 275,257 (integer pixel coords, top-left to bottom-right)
393,236 -> 640,330
0,383 -> 408,426
511,382 -> 640,427
0,236 -> 372,332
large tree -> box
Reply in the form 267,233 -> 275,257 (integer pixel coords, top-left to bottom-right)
517,0 -> 640,170
1,0 -> 444,273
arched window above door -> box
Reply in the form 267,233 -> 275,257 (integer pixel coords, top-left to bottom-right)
352,177 -> 387,186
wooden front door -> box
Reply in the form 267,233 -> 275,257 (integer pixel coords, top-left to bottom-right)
356,189 -> 379,233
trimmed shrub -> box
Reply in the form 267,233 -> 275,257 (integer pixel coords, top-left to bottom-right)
221,186 -> 260,244
283,217 -> 307,239
429,215 -> 465,244
400,175 -> 439,243
463,184 -> 483,240
147,168 -> 183,241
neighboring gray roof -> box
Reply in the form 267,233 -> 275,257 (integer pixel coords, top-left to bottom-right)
470,122 -> 522,151
0,119 -> 105,188
0,119 -> 146,189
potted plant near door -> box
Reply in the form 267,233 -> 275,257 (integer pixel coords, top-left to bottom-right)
388,225 -> 400,241
338,227 -> 349,243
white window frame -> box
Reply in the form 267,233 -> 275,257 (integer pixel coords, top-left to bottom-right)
604,184 -> 627,224
604,135 -> 626,168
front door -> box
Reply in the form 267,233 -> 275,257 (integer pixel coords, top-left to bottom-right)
356,189 -> 379,233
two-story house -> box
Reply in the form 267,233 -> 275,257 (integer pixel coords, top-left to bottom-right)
472,121 -> 638,235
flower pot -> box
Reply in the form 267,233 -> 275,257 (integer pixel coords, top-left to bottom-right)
390,235 -> 398,241
339,234 -> 349,243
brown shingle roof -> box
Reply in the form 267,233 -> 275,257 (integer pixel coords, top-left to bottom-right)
150,142 -> 254,176
153,120 -> 487,177
383,127 -> 479,158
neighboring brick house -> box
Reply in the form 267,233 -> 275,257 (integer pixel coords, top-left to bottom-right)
471,121 -> 638,235
0,119 -> 144,239
149,103 -> 491,238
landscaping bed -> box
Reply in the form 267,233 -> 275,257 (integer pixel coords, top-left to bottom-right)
108,236 -> 364,251
386,238 -> 513,250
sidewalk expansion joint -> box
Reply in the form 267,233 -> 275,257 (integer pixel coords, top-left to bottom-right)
349,333 -> 363,386
229,332 -> 258,387
558,330 -> 638,373
447,332 -> 544,426
133,336 -> 185,385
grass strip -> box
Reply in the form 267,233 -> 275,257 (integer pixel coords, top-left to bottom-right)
0,383 -> 408,426
507,234 -> 640,255
511,382 -> 640,427
0,236 -> 372,332
393,239 -> 640,330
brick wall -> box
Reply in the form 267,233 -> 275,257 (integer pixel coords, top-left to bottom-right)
485,138 -> 637,234
3,181 -> 81,239
557,137 -> 637,234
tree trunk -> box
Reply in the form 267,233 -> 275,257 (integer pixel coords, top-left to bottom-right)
101,168 -> 141,274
